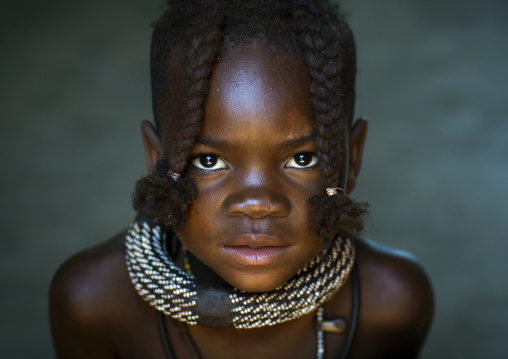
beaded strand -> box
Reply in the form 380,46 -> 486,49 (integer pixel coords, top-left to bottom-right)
316,306 -> 325,359
182,246 -> 194,278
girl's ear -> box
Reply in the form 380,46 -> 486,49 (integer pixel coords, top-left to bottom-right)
346,118 -> 368,195
140,120 -> 162,172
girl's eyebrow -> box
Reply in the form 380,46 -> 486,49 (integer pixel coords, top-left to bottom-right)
282,134 -> 315,147
195,134 -> 314,149
195,137 -> 228,148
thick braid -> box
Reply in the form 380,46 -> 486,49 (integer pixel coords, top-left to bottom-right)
132,158 -> 197,231
294,1 -> 367,247
132,1 -> 225,230
296,2 -> 344,186
170,5 -> 225,174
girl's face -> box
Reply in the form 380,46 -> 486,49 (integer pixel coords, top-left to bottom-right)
166,45 -> 335,292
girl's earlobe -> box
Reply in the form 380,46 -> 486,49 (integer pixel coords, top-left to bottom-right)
140,120 -> 162,173
346,118 -> 368,195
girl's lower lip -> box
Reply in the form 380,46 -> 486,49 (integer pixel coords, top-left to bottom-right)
223,246 -> 290,267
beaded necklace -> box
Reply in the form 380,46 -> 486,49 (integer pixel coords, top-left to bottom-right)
125,220 -> 355,330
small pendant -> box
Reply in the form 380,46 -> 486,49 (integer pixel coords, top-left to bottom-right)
317,317 -> 347,333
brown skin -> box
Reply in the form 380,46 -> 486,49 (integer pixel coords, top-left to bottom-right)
50,45 -> 433,358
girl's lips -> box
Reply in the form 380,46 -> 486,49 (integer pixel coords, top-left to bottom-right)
222,245 -> 290,267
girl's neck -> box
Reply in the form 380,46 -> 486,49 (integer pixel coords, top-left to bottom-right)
186,250 -> 232,289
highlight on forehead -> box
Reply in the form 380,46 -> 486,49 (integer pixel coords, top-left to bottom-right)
205,44 -> 312,123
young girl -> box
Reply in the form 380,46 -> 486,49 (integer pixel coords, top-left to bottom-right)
50,0 -> 434,358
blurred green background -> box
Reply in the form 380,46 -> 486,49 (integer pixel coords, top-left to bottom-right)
1,0 -> 507,357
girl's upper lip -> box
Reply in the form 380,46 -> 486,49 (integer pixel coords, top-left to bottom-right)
223,233 -> 287,247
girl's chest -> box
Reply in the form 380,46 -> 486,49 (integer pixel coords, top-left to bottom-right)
167,315 -> 319,359
112,278 -> 357,359
113,309 -> 352,359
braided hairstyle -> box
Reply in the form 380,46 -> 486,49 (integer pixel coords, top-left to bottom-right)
133,0 -> 368,246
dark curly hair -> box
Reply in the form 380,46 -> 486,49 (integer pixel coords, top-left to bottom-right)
132,0 -> 367,247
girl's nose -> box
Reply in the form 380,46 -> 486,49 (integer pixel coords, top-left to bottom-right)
222,188 -> 291,218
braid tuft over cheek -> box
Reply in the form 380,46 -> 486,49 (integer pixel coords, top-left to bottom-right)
309,194 -> 368,248
132,158 -> 198,231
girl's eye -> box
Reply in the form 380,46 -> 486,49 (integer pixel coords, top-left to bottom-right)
285,152 -> 318,169
191,154 -> 227,170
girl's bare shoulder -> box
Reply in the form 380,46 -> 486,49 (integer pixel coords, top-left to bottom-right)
50,230 -> 131,318
351,239 -> 434,356
49,230 -> 151,357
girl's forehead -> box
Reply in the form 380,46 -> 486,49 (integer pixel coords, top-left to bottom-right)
159,44 -> 313,146
214,44 -> 309,88
202,44 -> 314,136
214,46 -> 308,102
